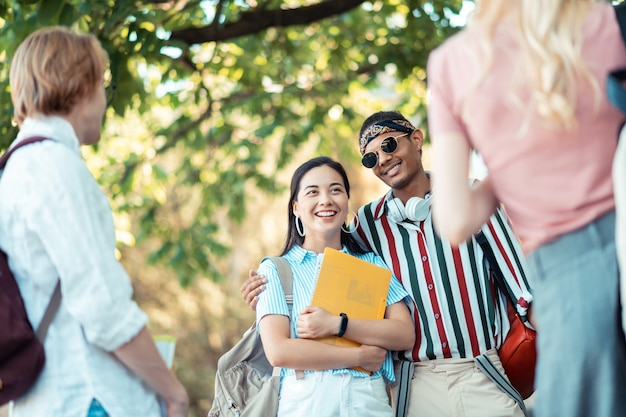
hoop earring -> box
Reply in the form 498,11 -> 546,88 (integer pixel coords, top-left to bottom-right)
295,215 -> 305,237
341,211 -> 359,234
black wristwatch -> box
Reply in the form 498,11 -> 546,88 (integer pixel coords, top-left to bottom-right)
336,313 -> 348,337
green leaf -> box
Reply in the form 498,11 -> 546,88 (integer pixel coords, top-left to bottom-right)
58,3 -> 77,26
37,0 -> 65,25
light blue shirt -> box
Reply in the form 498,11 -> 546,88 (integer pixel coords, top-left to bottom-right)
256,245 -> 411,383
0,116 -> 160,417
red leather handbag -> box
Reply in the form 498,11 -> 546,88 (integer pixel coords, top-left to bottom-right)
498,304 -> 537,399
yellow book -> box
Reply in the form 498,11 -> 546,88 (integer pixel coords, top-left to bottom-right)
310,247 -> 392,350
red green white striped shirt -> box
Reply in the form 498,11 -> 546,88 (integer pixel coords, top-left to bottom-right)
355,190 -> 532,362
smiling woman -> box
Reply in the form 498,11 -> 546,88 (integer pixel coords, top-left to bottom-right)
251,156 -> 415,417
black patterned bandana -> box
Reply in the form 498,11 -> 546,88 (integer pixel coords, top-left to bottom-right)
359,119 -> 416,154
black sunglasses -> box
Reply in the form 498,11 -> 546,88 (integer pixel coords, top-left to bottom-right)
361,133 -> 408,168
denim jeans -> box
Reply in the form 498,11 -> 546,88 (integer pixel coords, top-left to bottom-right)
527,211 -> 626,417
86,399 -> 109,417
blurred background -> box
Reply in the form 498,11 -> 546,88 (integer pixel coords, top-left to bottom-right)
0,1 -> 474,415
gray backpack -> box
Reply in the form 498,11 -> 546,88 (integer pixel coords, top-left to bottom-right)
208,257 -> 293,417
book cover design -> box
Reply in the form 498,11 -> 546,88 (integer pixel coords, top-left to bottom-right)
310,248 -> 392,349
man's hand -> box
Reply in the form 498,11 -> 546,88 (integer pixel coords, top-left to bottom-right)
240,269 -> 267,311
296,306 -> 338,339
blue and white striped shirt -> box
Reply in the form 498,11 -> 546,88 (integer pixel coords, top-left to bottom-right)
256,244 -> 410,383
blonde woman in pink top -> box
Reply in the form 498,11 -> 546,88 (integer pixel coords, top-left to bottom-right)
427,1 -> 626,417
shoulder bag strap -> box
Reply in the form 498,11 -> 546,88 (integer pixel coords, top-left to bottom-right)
0,136 -> 51,169
475,231 -> 517,306
608,3 -> 626,114
474,231 -> 528,415
393,359 -> 415,417
267,256 -> 304,379
0,135 -> 61,342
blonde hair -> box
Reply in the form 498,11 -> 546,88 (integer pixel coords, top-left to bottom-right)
469,0 -> 601,130
9,26 -> 108,126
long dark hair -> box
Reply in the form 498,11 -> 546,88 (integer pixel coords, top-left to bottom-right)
280,156 -> 366,256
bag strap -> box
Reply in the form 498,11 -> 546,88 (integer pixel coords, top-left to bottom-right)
0,136 -> 51,169
475,231 -> 517,306
393,360 -> 414,417
269,256 -> 293,306
474,231 -> 529,414
0,135 -> 62,342
475,354 -> 528,416
267,256 -> 304,379
608,3 -> 626,113
36,281 -> 61,341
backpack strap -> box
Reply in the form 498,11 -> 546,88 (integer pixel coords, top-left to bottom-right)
0,136 -> 51,169
266,256 -> 304,379
608,3 -> 626,114
0,136 -> 62,342
269,256 -> 293,307
36,282 -> 61,341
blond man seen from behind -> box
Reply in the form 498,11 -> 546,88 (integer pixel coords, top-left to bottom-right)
3,26 -> 189,417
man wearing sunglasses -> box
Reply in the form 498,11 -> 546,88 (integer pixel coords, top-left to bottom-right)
353,111 -> 532,417
241,110 -> 533,417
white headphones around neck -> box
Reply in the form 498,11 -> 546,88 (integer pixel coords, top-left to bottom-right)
387,192 -> 432,224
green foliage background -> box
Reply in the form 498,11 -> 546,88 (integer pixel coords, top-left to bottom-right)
0,1 -> 466,415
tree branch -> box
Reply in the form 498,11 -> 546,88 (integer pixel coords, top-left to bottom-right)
170,0 -> 366,45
